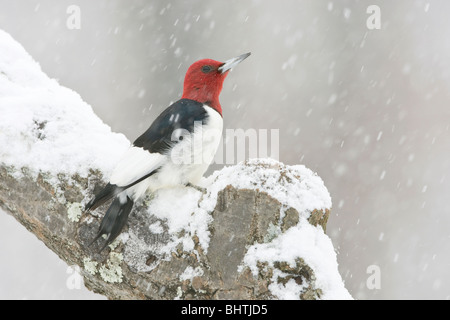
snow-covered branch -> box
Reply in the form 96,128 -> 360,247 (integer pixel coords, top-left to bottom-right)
0,30 -> 351,300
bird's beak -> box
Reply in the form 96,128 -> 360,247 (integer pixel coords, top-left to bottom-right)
218,52 -> 251,74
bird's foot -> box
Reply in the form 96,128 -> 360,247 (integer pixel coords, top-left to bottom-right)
186,182 -> 207,194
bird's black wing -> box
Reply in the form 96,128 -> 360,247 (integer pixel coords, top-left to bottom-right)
133,98 -> 209,153
85,99 -> 209,213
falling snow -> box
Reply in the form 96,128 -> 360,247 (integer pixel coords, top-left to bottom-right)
0,0 -> 449,300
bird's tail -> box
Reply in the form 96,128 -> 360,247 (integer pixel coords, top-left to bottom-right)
88,195 -> 134,252
84,171 -> 159,252
84,183 -> 125,213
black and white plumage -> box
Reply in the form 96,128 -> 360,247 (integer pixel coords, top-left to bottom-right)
85,53 -> 250,251
85,99 -> 223,250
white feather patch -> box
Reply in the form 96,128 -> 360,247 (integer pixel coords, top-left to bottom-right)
109,146 -> 166,187
109,105 -> 222,200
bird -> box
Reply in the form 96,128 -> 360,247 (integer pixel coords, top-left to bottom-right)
85,52 -> 251,251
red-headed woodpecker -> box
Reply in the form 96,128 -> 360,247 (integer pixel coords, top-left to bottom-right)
85,52 -> 251,251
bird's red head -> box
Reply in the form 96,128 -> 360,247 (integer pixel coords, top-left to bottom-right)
181,53 -> 250,116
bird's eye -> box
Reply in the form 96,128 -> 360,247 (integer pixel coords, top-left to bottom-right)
201,65 -> 213,73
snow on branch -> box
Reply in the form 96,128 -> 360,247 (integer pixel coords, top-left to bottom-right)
0,30 -> 351,300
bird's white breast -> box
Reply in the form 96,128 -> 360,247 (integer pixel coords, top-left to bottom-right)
125,105 -> 223,200
155,105 -> 223,185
